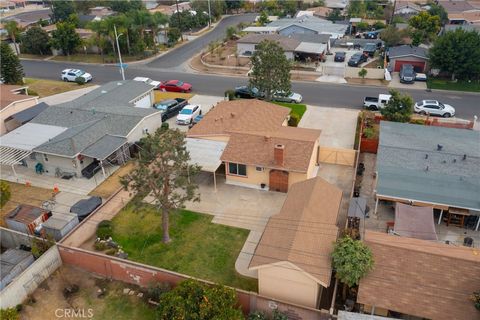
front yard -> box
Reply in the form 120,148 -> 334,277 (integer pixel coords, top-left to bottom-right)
427,78 -> 480,92
24,78 -> 92,97
110,204 -> 257,291
273,102 -> 307,120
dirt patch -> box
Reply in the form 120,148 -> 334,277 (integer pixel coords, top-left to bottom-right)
0,181 -> 53,227
21,266 -> 157,320
89,162 -> 135,199
346,78 -> 388,87
203,40 -> 251,68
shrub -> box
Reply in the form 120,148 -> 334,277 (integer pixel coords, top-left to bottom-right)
0,181 -> 11,208
224,89 -> 236,100
146,282 -> 171,301
105,248 -> 116,256
273,310 -> 289,320
0,308 -> 19,320
362,127 -> 378,139
75,76 -> 86,85
96,220 -> 112,240
161,122 -> 169,131
94,241 -> 107,251
248,311 -> 268,320
471,291 -> 480,310
288,113 -> 300,127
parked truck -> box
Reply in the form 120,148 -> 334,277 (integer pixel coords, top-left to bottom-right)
363,94 -> 392,110
154,98 -> 188,121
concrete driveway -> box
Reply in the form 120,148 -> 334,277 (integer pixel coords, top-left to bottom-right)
388,72 -> 427,90
299,106 -> 359,149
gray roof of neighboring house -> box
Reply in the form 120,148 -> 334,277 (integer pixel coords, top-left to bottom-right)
10,102 -> 49,124
237,34 -> 301,51
288,33 -> 332,43
29,80 -> 157,157
376,121 -> 480,210
443,24 -> 480,33
81,134 -> 127,160
268,15 -> 348,35
388,45 -> 428,59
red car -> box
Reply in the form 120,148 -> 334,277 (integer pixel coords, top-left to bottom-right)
160,80 -> 192,93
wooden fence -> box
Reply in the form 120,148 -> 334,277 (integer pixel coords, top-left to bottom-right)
319,147 -> 357,166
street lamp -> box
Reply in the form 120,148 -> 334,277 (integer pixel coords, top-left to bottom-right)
114,24 -> 125,81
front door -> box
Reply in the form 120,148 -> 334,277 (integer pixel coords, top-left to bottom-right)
269,170 -> 289,193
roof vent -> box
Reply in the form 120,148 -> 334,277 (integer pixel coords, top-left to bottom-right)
117,82 -> 123,85
453,158 -> 456,163
425,154 -> 428,159
264,135 -> 270,141
425,166 -> 429,171
101,90 -> 107,94
230,112 -> 236,118
463,154 -> 467,160
437,144 -> 443,151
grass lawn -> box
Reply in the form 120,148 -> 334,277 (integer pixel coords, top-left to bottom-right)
89,162 -> 135,198
111,205 -> 257,292
0,180 -> 53,227
427,78 -> 480,92
154,91 -> 193,103
273,102 -> 307,119
24,78 -> 91,97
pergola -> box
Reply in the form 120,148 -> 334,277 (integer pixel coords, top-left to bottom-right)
185,138 -> 227,192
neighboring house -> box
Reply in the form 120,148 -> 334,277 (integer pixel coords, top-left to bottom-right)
0,84 -> 38,135
438,0 -> 476,14
89,6 -> 114,17
393,1 -> 425,17
187,100 -> 321,192
0,248 -> 34,290
249,177 -> 342,308
306,6 -> 333,18
149,1 -> 191,15
242,26 -> 279,34
448,9 -> 480,24
237,34 -> 328,61
268,15 -> 348,39
387,45 -> 428,72
442,23 -> 480,33
357,231 -> 480,320
374,121 -> 480,216
0,81 -> 159,180
5,204 -> 50,235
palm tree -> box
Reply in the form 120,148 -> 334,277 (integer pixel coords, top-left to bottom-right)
149,12 -> 169,47
5,21 -> 21,55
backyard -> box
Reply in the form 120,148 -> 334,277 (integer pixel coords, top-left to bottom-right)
110,204 -> 257,291
24,78 -> 91,97
89,162 -> 136,199
20,266 -> 157,320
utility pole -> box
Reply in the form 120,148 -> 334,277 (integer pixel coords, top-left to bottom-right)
208,0 -> 212,27
114,25 -> 125,81
175,0 -> 183,41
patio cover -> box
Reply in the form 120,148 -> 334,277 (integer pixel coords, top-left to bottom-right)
394,203 -> 437,240
295,42 -> 327,55
81,135 -> 128,160
185,138 -> 226,173
0,123 -> 67,167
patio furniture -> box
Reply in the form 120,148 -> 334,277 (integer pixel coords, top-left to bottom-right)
444,208 -> 470,227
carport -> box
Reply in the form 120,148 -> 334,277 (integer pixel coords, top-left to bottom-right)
0,123 -> 67,177
294,42 -> 327,62
185,138 -> 227,192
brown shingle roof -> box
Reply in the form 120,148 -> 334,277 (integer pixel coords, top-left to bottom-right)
448,10 -> 480,23
249,177 -> 342,287
0,84 -> 32,110
221,127 -> 320,172
7,205 -> 50,224
187,100 -> 290,137
358,231 -> 480,320
438,0 -> 475,13
237,34 -> 301,51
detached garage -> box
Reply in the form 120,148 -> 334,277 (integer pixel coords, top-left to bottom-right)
388,45 -> 428,73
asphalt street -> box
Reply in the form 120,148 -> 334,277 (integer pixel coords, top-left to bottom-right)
20,59 -> 480,119
147,14 -> 257,68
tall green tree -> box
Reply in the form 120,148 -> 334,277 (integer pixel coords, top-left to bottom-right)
257,11 -> 270,26
347,0 -> 366,18
380,25 -> 403,47
429,29 -> 480,80
50,22 -> 81,55
106,0 -> 143,13
49,0 -> 75,23
408,11 -> 441,45
380,89 -> 413,122
249,40 -> 291,101
331,235 -> 374,288
121,129 -> 200,243
21,26 -> 51,55
4,21 -> 21,55
157,279 -> 243,320
428,2 -> 448,25
191,0 -> 225,19
0,41 -> 24,84
327,9 -> 343,22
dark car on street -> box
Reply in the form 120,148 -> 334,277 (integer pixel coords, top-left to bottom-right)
400,64 -> 416,83
347,53 -> 367,67
154,98 -> 188,121
234,86 -> 261,99
334,51 -> 346,62
70,197 -> 102,221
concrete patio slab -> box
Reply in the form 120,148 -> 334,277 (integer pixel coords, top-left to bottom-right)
299,106 -> 359,149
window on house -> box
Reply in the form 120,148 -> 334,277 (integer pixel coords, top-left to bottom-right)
44,154 -> 48,161
228,163 -> 247,176
256,167 -> 263,171
30,153 -> 36,160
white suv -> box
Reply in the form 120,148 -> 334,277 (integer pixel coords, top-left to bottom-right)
176,104 -> 202,125
61,69 -> 92,82
133,77 -> 162,89
414,100 -> 455,118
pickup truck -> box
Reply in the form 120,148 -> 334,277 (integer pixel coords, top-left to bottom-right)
154,98 -> 188,121
363,94 -> 392,110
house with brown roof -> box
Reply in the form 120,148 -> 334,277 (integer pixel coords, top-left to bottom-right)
187,100 -> 321,192
0,84 -> 38,135
249,177 -> 342,308
357,231 -> 480,320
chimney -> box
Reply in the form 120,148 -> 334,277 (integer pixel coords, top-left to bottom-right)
274,144 -> 285,166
